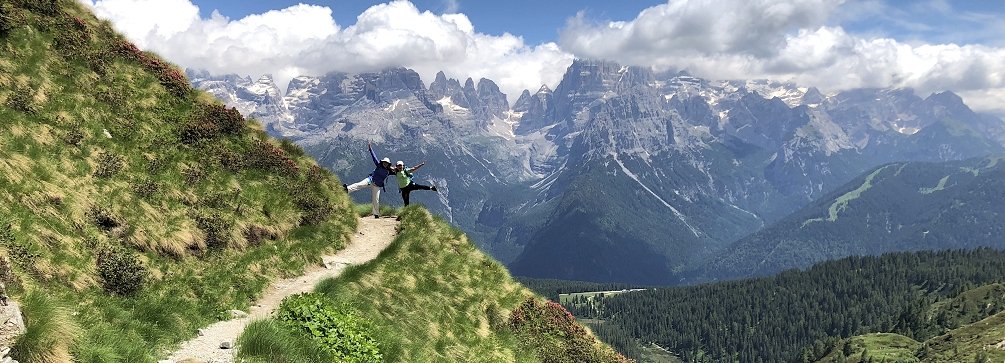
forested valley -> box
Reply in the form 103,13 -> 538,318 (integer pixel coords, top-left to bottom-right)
527,248 -> 1005,362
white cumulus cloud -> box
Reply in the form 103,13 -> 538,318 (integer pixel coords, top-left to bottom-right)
81,0 -> 572,103
559,0 -> 1005,115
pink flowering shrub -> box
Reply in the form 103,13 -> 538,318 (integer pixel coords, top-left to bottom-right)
306,164 -> 330,183
508,297 -> 634,363
178,103 -> 246,143
110,39 -> 191,98
178,119 -> 220,144
245,140 -> 301,179
198,103 -> 245,135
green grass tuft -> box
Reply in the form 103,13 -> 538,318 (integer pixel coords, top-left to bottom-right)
11,290 -> 79,363
237,319 -> 336,363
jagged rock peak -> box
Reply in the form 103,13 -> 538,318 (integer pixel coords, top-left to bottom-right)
802,87 -> 825,104
256,74 -> 275,83
926,90 -> 964,105
476,78 -> 500,94
536,84 -> 552,94
428,71 -> 463,99
513,90 -> 533,111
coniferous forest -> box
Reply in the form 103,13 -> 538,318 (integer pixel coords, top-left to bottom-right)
546,248 -> 1005,363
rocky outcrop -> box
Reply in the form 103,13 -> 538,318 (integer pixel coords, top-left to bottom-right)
193,60 -> 1005,284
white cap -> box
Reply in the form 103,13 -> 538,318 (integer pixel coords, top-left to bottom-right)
381,157 -> 391,163
396,160 -> 404,166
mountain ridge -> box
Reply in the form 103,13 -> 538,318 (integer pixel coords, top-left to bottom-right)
0,2 -> 628,361
190,59 -> 1005,284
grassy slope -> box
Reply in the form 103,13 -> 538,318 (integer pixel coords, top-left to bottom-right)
1,1 -> 355,361
305,207 -> 631,363
814,284 -> 1005,363
1,2 -> 629,362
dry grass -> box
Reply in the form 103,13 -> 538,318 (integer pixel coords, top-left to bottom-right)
312,207 -> 537,363
12,291 -> 80,363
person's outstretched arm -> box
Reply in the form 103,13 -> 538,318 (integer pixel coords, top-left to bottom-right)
368,142 -> 379,166
408,160 -> 427,173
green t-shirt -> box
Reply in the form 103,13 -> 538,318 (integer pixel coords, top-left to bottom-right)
396,169 -> 413,188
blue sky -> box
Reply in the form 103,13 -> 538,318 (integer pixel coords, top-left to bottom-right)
190,0 -> 668,45
84,0 -> 1005,115
187,0 -> 1005,48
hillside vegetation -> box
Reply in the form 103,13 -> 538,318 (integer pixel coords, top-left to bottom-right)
240,207 -> 632,363
567,249 -> 1005,363
0,1 -> 629,362
696,154 -> 1005,282
0,0 -> 357,360
811,283 -> 1005,363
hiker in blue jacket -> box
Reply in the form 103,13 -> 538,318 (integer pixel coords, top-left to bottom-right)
394,160 -> 437,206
343,142 -> 396,218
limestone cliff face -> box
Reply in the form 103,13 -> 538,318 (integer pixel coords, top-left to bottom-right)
192,60 -> 1005,284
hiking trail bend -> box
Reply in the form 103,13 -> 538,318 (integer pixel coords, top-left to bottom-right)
160,217 -> 399,363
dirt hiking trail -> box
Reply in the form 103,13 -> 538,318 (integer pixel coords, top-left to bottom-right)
160,217 -> 399,363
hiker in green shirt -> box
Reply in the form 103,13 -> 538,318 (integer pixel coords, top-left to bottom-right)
394,160 -> 437,206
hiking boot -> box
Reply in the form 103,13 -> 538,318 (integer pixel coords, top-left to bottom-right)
431,185 -> 438,192
343,184 -> 348,193
373,214 -> 379,219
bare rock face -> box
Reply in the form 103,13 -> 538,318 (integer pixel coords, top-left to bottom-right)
0,301 -> 25,352
193,60 -> 1005,285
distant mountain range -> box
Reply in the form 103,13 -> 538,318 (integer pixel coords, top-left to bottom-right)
189,60 -> 1005,285
692,154 -> 1005,283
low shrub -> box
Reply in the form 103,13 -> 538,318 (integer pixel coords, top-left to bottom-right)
276,293 -> 382,363
93,151 -> 124,178
52,14 -> 90,58
87,204 -> 122,231
131,178 -> 159,199
292,193 -> 335,226
95,88 -> 127,110
1,221 -> 40,272
197,103 -> 245,135
0,3 -> 16,37
144,155 -> 168,174
15,0 -> 59,16
108,39 -> 191,98
96,244 -> 147,296
86,46 -> 113,75
178,119 -> 220,144
62,127 -> 84,146
194,211 -> 232,249
182,165 -> 205,185
243,225 -> 277,247
217,147 -> 245,172
5,85 -> 38,115
508,297 -> 633,363
0,254 -> 21,299
305,164 -> 330,183
245,140 -> 300,178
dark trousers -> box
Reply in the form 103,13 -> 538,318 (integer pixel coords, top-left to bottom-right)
399,183 -> 433,206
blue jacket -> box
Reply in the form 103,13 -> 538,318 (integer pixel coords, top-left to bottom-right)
369,145 -> 393,188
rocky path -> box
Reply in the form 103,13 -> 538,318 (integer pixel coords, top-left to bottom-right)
160,217 -> 399,363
